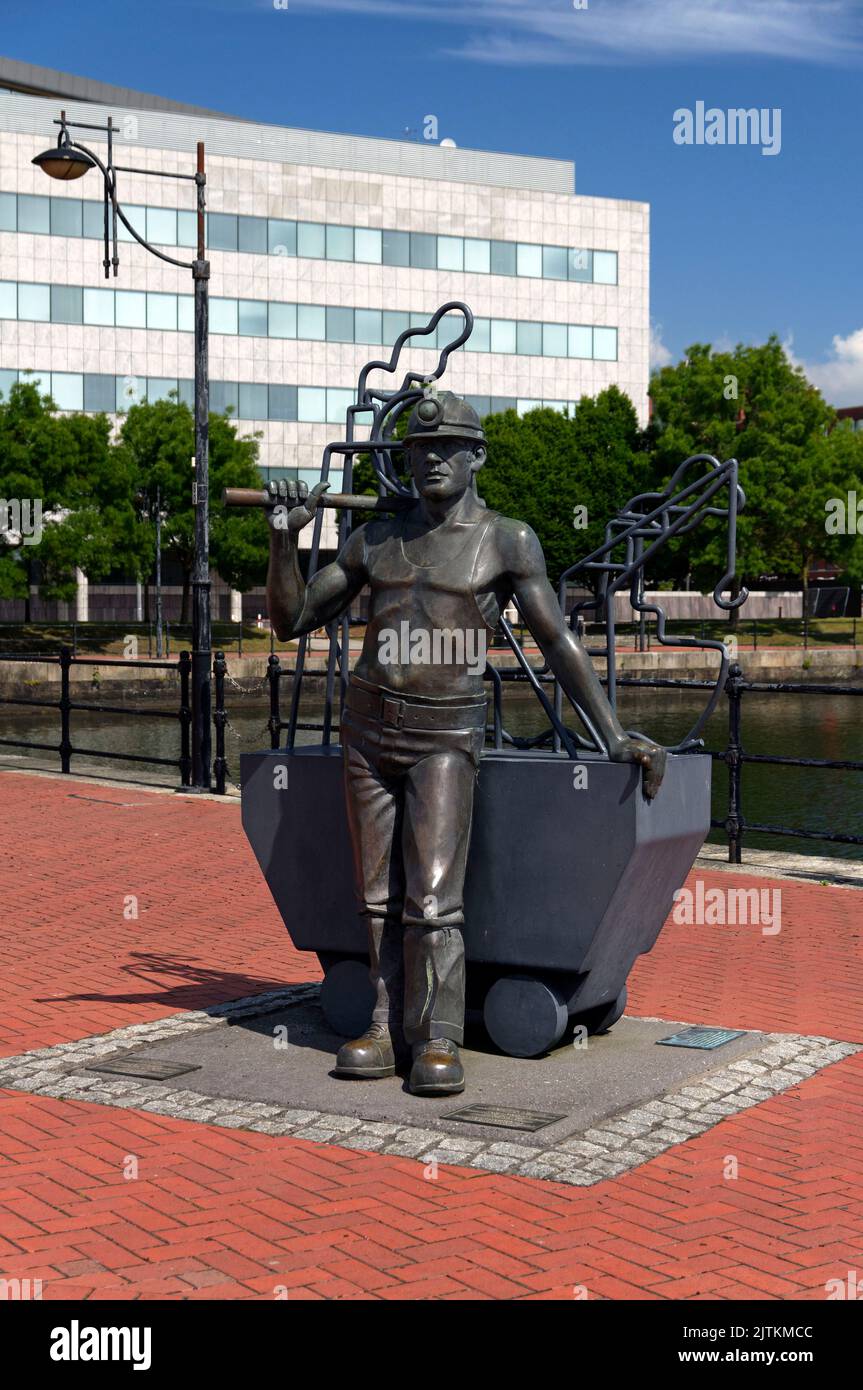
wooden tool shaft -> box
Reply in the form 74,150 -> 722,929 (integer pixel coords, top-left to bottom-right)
222,487 -> 413,512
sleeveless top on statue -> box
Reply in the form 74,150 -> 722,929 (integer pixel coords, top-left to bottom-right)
354,510 -> 502,696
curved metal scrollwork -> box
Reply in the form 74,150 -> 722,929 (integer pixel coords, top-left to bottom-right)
285,303 -> 748,758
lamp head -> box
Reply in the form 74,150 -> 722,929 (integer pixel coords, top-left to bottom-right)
32,128 -> 95,182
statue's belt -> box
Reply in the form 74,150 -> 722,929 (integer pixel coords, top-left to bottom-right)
345,682 -> 487,732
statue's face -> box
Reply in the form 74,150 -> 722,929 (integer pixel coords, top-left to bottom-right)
407,436 -> 486,501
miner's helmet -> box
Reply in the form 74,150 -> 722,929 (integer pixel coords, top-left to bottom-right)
403,391 -> 485,446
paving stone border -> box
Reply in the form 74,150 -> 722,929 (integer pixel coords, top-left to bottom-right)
0,985 -> 858,1187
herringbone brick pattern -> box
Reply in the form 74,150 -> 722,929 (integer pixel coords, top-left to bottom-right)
1,772 -> 861,1299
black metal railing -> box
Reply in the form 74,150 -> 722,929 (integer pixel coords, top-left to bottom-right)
262,651 -> 863,863
0,646 -> 193,786
4,644 -> 863,856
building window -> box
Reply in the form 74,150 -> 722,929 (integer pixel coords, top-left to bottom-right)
83,373 -> 116,412
593,326 -> 618,360
210,380 -> 239,415
208,212 -> 238,252
146,207 -> 177,246
239,382 -> 268,419
82,200 -> 104,239
268,302 -> 297,339
326,306 -> 355,343
297,304 -> 326,340
115,291 -> 147,329
464,238 -> 491,274
117,205 -> 146,244
490,319 -> 517,354
297,222 -> 326,259
83,288 -> 115,326
516,243 -> 543,278
542,245 -> 568,281
238,299 -> 268,337
354,308 -> 382,344
18,283 -> 50,321
210,298 -> 239,335
145,378 -> 179,403
297,386 -> 327,423
146,293 -> 178,331
354,227 -> 382,264
326,224 -> 354,262
516,321 -> 542,356
17,194 -> 50,234
568,324 -> 592,359
267,219 -> 296,257
569,248 -> 593,282
49,373 -> 84,411
50,285 -> 83,325
593,251 -> 618,285
382,230 -> 410,267
490,240 -> 516,276
543,323 -> 568,357
268,384 -> 298,421
0,281 -> 17,318
50,198 -> 82,238
238,216 -> 268,254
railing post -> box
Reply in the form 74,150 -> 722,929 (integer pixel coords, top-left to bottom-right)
213,650 -> 227,796
724,660 -> 744,864
238,619 -> 243,658
267,652 -> 281,749
178,649 -> 192,787
58,645 -> 72,775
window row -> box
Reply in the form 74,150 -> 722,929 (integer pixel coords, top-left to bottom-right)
0,190 -> 618,284
0,368 -> 579,425
0,282 -> 618,361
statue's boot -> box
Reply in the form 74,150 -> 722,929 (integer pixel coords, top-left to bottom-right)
333,1023 -> 396,1079
409,1038 -> 465,1096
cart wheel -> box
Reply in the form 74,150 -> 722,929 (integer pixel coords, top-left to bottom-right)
577,987 -> 627,1036
483,975 -> 568,1058
319,959 -> 374,1038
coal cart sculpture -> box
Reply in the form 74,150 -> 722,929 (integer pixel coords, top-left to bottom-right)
232,302 -> 747,1062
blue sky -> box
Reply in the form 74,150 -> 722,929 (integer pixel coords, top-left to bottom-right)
4,0 -> 862,402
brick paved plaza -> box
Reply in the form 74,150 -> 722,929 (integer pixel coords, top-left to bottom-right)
1,770 -> 862,1301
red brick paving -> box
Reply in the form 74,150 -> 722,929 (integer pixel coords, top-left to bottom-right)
1,770 -> 862,1300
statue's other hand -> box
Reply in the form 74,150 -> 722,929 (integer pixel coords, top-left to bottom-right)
266,479 -> 329,534
608,735 -> 667,800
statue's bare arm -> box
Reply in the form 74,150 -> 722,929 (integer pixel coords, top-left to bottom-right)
497,518 -> 667,796
266,481 -> 367,641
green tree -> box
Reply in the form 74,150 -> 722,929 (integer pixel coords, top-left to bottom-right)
0,378 -> 144,617
114,396 -> 269,620
479,389 -> 650,588
646,337 -> 837,622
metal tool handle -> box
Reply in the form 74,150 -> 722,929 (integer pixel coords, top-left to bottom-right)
222,487 -> 414,512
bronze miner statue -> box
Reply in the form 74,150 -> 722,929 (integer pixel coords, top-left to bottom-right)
265,391 -> 665,1096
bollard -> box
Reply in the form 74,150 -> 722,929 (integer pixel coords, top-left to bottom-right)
58,646 -> 72,775
266,652 -> 282,749
724,661 -> 744,864
178,650 -> 192,787
213,651 -> 228,796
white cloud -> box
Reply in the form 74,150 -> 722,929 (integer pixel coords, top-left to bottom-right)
650,322 -> 673,370
786,328 -> 863,407
290,0 -> 863,66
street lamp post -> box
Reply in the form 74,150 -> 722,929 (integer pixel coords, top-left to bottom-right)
34,110 -> 212,789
